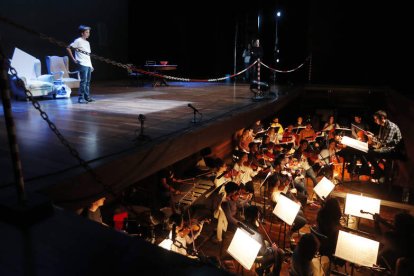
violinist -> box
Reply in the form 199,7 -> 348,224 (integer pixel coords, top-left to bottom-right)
212,182 -> 241,244
271,173 -> 308,244
168,214 -> 205,257
248,142 -> 261,170
213,159 -> 231,189
287,157 -> 309,199
244,206 -> 285,276
282,124 -> 297,146
233,152 -> 261,186
293,140 -> 319,188
238,182 -> 255,208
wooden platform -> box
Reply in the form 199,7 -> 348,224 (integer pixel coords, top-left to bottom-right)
1,81 -> 299,209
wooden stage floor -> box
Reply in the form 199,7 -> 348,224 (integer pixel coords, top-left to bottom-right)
0,81 -> 298,208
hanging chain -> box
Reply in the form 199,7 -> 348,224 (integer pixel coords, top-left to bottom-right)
8,64 -> 116,197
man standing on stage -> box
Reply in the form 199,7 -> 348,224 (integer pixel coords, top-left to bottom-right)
67,25 -> 95,104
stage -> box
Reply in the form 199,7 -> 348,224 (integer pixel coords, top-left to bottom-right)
0,81 -> 299,209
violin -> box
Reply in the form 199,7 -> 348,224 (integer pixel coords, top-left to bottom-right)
180,218 -> 210,237
224,168 -> 239,178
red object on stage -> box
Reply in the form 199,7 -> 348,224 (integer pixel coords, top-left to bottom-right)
113,212 -> 128,230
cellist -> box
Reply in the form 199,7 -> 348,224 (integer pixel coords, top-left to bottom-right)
318,138 -> 343,183
321,115 -> 340,140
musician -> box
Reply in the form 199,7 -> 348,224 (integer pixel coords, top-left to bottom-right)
321,115 -> 339,132
367,110 -> 403,181
252,120 -> 265,135
281,124 -> 297,145
298,122 -> 317,143
295,116 -> 304,127
318,138 -> 343,182
244,206 -> 285,276
266,127 -> 279,144
248,142 -> 261,168
293,139 -> 319,188
238,128 -> 254,153
212,182 -> 241,244
168,213 -> 205,257
213,159 -> 231,188
269,169 -> 308,238
270,117 -> 284,141
351,114 -> 369,141
233,152 -> 261,187
158,167 -> 184,211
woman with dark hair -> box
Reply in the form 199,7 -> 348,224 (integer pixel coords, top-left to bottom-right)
316,197 -> 342,257
290,234 -> 319,276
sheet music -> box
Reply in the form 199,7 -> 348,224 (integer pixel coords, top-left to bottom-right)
313,177 -> 335,199
272,194 -> 300,225
341,136 -> 369,153
227,228 -> 261,270
335,230 -> 379,267
344,194 -> 381,220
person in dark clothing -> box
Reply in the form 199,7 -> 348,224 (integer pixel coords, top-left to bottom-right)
316,198 -> 342,257
250,39 -> 264,81
244,206 -> 285,276
290,233 -> 319,276
374,212 -> 414,274
81,197 -> 108,226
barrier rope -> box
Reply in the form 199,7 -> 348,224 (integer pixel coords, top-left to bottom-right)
259,56 -> 310,74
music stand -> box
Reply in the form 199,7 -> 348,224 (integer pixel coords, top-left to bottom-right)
272,194 -> 300,248
335,230 -> 380,274
158,230 -> 173,250
313,176 -> 335,201
227,227 -> 262,270
340,136 -> 369,153
345,193 -> 381,229
159,238 -> 173,251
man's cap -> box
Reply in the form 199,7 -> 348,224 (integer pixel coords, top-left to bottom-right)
79,25 -> 91,31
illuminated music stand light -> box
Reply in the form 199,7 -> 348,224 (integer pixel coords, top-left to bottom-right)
341,136 -> 369,153
227,228 -> 262,270
345,193 -> 381,220
335,230 -> 379,268
314,176 -> 335,200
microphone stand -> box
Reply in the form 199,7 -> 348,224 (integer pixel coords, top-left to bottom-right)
136,115 -> 151,141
